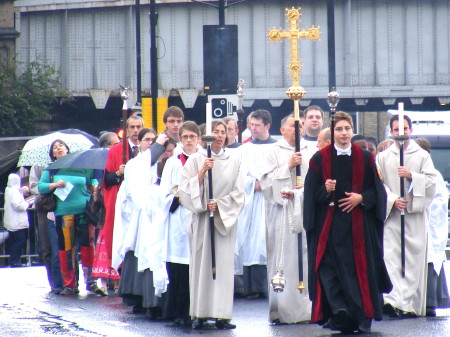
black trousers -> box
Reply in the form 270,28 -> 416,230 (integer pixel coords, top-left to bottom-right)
164,262 -> 190,319
8,229 -> 28,266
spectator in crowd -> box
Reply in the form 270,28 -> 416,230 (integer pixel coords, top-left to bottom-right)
366,136 -> 378,155
39,140 -> 101,295
99,132 -> 120,149
4,173 -> 31,267
351,134 -> 368,151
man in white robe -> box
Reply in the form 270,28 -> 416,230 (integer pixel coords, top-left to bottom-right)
376,115 -> 436,317
178,142 -> 245,328
112,150 -> 170,296
260,114 -> 313,324
234,109 -> 277,298
302,105 -> 324,149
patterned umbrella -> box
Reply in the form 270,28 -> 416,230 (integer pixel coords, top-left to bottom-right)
17,129 -> 99,167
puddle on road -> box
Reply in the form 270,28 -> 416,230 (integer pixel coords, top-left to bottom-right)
0,303 -> 105,336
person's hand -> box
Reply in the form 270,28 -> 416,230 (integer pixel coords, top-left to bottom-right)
281,187 -> 294,199
254,180 -> 261,191
207,200 -> 218,212
155,133 -> 169,146
325,179 -> 336,193
116,164 -> 125,177
54,180 -> 66,188
198,158 -> 214,183
21,186 -> 30,197
202,158 -> 214,171
394,197 -> 407,211
288,152 -> 302,170
338,192 -> 363,213
397,166 -> 412,180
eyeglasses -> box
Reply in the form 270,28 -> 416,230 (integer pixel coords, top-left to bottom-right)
181,134 -> 198,140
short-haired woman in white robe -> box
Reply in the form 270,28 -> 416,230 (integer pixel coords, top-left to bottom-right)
178,120 -> 245,330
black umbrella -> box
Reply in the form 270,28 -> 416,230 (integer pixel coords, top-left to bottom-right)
45,148 -> 109,180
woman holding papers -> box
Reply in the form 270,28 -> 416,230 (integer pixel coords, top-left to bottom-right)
38,139 -> 99,295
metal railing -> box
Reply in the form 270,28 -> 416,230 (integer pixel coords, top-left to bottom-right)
0,208 -> 41,267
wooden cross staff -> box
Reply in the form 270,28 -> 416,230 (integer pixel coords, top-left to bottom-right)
268,7 -> 320,186
268,7 -> 320,294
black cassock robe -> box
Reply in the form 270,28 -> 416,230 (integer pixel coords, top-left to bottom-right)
304,144 -> 392,325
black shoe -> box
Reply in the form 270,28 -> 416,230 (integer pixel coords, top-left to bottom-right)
192,318 -> 204,330
401,311 -> 417,319
328,309 -> 357,334
322,319 -> 331,329
60,287 -> 76,295
146,307 -> 163,320
170,317 -> 191,327
426,307 -> 437,317
132,305 -> 145,314
358,318 -> 372,333
215,319 -> 236,330
383,303 -> 401,318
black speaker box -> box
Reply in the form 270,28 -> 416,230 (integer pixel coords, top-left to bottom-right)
203,25 -> 238,95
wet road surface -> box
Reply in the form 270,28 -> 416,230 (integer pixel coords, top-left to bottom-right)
1,265 -> 449,337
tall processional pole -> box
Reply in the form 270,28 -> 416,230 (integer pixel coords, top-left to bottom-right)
267,7 -> 320,293
393,103 -> 408,278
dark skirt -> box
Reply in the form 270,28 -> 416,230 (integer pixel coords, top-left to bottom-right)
427,263 -> 450,309
119,250 -> 164,310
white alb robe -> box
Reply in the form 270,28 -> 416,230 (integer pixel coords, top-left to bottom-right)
112,150 -> 170,296
427,170 -> 448,275
260,138 -> 313,323
376,140 -> 437,316
159,155 -> 190,265
234,142 -> 274,273
178,149 -> 245,320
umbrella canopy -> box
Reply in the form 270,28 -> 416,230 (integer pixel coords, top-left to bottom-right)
46,148 -> 108,171
17,129 -> 99,167
45,148 -> 109,180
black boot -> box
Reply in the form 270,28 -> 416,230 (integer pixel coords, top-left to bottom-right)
192,318 -> 204,330
215,319 -> 236,329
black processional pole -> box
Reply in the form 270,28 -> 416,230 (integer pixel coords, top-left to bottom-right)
393,103 -> 408,278
149,0 -> 158,130
135,0 -> 142,105
327,88 -> 339,206
327,0 -> 338,206
202,134 -> 218,280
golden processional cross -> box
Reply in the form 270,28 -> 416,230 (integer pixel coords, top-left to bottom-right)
268,7 -> 320,185
268,7 -> 320,295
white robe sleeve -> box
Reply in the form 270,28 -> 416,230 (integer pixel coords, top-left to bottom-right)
178,155 -> 207,214
407,155 -> 436,214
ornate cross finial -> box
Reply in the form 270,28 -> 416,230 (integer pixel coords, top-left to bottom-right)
268,7 -> 320,101
120,85 -> 130,110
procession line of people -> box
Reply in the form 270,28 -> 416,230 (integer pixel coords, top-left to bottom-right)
9,105 -> 447,334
